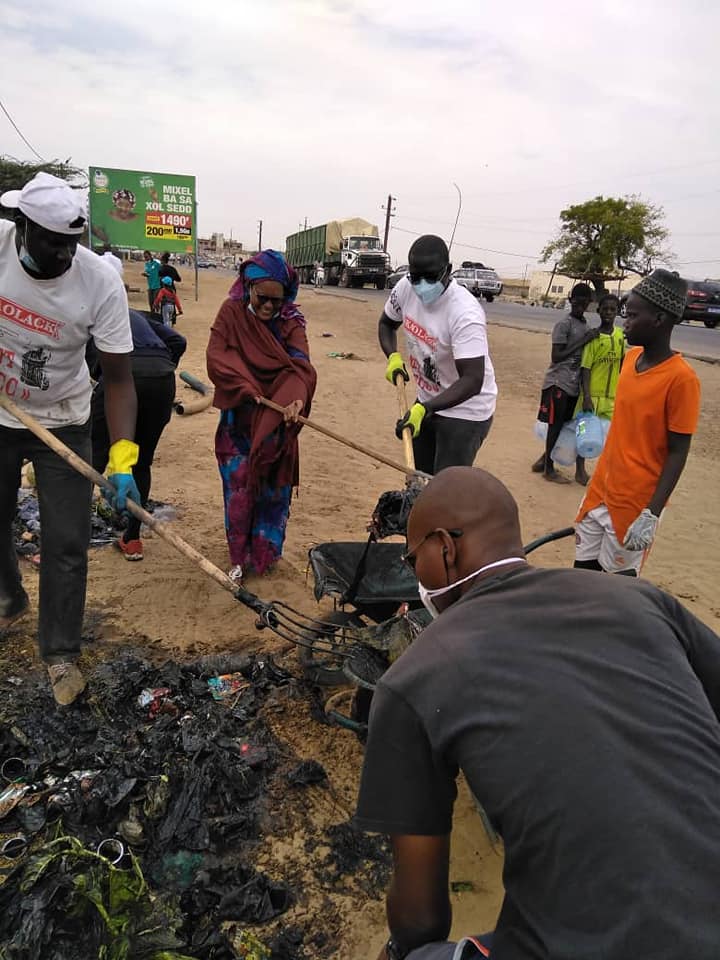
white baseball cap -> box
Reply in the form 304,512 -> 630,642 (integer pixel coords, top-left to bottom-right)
0,172 -> 86,236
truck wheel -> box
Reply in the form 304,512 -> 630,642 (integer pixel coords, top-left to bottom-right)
375,278 -> 386,291
484,294 -> 494,303
339,268 -> 350,288
703,320 -> 718,328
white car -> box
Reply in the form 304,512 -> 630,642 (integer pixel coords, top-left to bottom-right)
452,263 -> 503,303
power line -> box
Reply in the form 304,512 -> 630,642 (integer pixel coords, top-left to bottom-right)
392,225 -> 539,260
396,214 -> 551,236
0,97 -> 44,161
459,155 -> 720,202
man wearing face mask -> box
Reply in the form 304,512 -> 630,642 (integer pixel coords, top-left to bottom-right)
356,466 -> 720,960
379,236 -> 497,475
0,173 -> 138,706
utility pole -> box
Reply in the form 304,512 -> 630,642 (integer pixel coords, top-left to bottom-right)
544,262 -> 558,302
448,182 -> 462,256
381,194 -> 396,252
303,216 -> 308,230
257,219 -> 263,252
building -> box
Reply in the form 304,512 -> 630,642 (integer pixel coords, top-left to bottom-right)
197,233 -> 246,264
528,270 -> 644,303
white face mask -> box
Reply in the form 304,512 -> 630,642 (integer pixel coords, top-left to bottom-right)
418,557 -> 526,619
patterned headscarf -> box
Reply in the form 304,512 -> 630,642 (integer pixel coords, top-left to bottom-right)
633,269 -> 687,318
229,250 -> 299,305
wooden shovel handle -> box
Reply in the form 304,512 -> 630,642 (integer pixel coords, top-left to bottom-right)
0,394 -> 237,597
256,396 -> 427,480
394,374 -> 416,471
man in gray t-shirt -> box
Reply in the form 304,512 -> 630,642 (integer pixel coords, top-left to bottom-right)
532,283 -> 597,483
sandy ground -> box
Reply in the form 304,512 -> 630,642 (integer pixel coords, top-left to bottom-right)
6,269 -> 720,958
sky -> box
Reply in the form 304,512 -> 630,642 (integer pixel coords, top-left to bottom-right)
3,0 -> 720,278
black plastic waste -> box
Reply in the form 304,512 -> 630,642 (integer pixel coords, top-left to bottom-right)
287,760 -> 328,787
0,650 -> 298,959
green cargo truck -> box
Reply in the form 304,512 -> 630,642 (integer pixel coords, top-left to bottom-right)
286,218 -> 391,289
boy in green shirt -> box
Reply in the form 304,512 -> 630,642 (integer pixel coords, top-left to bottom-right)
575,293 -> 626,485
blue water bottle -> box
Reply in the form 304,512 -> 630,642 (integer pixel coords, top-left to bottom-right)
575,413 -> 604,459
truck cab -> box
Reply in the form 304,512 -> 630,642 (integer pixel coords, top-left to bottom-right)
340,236 -> 391,289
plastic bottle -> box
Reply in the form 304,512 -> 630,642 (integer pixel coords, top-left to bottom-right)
533,420 -> 548,442
550,420 -> 577,466
575,413 -> 604,459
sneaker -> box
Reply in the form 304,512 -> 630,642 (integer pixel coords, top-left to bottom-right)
228,565 -> 243,584
117,537 -> 144,561
47,662 -> 86,706
0,590 -> 30,632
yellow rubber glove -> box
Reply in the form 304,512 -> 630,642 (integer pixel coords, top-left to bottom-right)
385,352 -> 409,384
105,439 -> 140,514
395,402 -> 426,439
107,439 -> 139,476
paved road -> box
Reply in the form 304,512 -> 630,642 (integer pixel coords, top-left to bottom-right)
310,286 -> 720,362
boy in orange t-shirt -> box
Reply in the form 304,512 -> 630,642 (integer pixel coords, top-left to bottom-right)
575,269 -> 700,575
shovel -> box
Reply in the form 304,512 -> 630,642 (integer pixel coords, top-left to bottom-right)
0,394 -> 258,607
367,371 -> 426,539
0,394 -> 392,651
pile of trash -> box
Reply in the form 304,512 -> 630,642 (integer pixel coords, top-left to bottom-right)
13,490 -> 177,559
0,650 -> 373,959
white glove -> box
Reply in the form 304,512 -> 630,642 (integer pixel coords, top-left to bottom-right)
623,508 -> 659,551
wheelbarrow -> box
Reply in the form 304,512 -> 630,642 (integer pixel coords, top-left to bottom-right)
293,527 -> 576,735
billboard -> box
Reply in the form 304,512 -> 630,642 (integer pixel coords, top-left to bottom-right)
88,166 -> 196,254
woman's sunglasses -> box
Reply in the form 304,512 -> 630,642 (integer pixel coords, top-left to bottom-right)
402,528 -> 463,571
253,292 -> 284,308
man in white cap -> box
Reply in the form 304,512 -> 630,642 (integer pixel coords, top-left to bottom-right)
0,172 -> 139,705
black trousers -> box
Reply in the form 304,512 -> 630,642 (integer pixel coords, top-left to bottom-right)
91,373 -> 175,541
413,413 -> 493,475
0,421 -> 92,663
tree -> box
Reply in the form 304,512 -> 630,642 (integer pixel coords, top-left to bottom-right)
0,156 -> 86,219
541,195 -> 671,299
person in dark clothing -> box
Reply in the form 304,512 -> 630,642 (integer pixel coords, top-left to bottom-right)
158,251 -> 181,290
531,283 -> 598,484
90,310 -> 186,561
356,466 -> 720,960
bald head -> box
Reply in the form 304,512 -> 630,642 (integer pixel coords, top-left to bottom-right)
407,468 -> 524,596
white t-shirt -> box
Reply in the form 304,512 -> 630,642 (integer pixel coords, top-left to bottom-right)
101,250 -> 124,277
384,277 -> 497,421
0,220 -> 132,428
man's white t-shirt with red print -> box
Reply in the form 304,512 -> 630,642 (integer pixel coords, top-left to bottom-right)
384,276 -> 497,421
0,220 -> 132,429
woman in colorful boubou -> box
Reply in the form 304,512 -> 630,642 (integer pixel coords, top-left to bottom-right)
206,250 -> 317,583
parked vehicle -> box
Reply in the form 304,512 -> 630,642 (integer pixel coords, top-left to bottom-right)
683,280 -> 720,328
196,259 -> 217,269
286,219 -> 391,289
386,264 -> 409,290
452,261 -> 503,302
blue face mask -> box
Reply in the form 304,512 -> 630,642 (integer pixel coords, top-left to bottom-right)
19,227 -> 41,273
412,278 -> 445,305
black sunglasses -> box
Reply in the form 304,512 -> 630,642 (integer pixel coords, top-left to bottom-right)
402,528 -> 463,571
253,292 -> 284,308
408,266 -> 447,285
